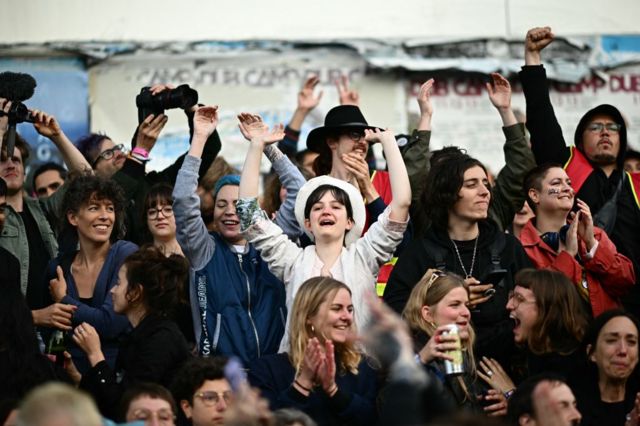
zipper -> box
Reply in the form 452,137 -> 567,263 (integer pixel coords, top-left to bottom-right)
238,253 -> 261,358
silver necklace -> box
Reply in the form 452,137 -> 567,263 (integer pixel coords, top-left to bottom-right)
450,236 -> 479,279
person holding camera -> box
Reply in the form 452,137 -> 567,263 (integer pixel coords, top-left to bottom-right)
75,84 -> 221,245
519,163 -> 635,318
0,98 -> 92,315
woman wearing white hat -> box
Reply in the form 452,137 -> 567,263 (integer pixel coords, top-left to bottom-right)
236,113 -> 411,350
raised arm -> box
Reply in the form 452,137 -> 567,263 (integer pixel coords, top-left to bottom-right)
237,113 -> 285,200
486,73 -> 536,229
364,129 -> 411,222
486,73 -> 517,127
278,75 -> 323,157
290,75 -> 323,132
520,26 -> 570,165
335,74 -> 359,106
31,110 -> 91,173
405,79 -> 434,208
172,106 -> 219,269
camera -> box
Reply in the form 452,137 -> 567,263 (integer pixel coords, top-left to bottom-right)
0,101 -> 35,124
135,84 -> 198,123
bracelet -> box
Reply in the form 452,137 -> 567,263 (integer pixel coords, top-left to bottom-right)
327,383 -> 338,397
132,146 -> 150,159
504,388 -> 515,399
129,152 -> 150,163
294,379 -> 312,393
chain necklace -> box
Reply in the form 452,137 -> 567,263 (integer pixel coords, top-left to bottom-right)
450,235 -> 479,279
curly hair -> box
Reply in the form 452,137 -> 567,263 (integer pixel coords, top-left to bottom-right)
288,277 -> 361,376
515,268 -> 588,355
60,173 -> 127,242
123,245 -> 189,317
417,147 -> 488,234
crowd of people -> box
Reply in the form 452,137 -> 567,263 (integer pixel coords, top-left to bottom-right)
2,26 -> 640,426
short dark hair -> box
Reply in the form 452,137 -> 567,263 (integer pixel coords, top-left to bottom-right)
32,162 -> 67,194
123,245 -> 189,317
171,357 -> 227,405
522,163 -> 564,212
625,149 -> 640,163
60,173 -> 127,242
506,373 -> 568,425
583,309 -> 640,359
419,147 -> 488,231
303,184 -> 353,222
1,131 -> 30,165
75,133 -> 110,167
119,382 -> 176,423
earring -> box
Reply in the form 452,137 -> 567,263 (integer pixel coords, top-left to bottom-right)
310,324 -> 315,334
428,321 -> 436,329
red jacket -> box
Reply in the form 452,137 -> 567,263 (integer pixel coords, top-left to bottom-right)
519,220 -> 635,317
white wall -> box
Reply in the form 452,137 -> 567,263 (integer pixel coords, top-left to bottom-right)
3,0 -> 640,43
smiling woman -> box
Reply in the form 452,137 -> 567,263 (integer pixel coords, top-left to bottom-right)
39,174 -> 138,374
249,277 -> 378,426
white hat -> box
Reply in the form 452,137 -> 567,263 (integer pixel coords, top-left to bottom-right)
294,175 -> 366,246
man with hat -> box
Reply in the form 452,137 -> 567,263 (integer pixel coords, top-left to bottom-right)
521,26 -> 640,314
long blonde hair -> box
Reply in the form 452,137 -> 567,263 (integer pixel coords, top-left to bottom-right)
403,269 -> 477,368
288,277 -> 361,375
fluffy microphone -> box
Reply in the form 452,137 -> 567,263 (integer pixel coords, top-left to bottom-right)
0,72 -> 36,102
0,72 -> 37,157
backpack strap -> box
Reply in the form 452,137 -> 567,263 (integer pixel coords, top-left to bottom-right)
421,238 -> 449,271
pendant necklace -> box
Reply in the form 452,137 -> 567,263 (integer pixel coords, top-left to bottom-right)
450,235 -> 479,279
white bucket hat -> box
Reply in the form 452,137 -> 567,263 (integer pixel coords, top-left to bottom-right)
294,175 -> 366,246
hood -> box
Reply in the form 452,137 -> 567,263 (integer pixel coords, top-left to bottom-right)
573,104 -> 627,168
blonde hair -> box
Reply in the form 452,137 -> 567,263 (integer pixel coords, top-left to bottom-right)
403,269 -> 477,372
289,277 -> 361,375
16,383 -> 103,426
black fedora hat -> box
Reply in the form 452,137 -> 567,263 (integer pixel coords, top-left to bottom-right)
306,105 -> 382,152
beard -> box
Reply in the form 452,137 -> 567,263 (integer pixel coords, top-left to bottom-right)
591,153 -> 617,166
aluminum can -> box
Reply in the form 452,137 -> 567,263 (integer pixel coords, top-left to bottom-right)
442,324 -> 464,376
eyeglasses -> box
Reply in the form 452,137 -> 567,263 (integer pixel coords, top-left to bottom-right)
130,408 -> 175,425
343,130 -> 365,142
92,144 -> 125,167
194,390 -> 232,406
147,205 -> 174,219
586,122 -> 621,133
507,290 -> 536,308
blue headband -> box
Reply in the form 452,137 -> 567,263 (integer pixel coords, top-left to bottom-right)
213,174 -> 241,197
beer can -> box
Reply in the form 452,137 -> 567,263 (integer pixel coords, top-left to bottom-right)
442,324 -> 464,376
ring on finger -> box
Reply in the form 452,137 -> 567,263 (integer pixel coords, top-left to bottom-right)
487,370 -> 493,377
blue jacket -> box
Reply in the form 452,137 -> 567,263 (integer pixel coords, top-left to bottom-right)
194,233 -> 286,362
173,154 -> 297,365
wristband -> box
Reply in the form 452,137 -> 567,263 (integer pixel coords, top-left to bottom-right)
294,379 -> 312,393
132,146 -> 150,159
